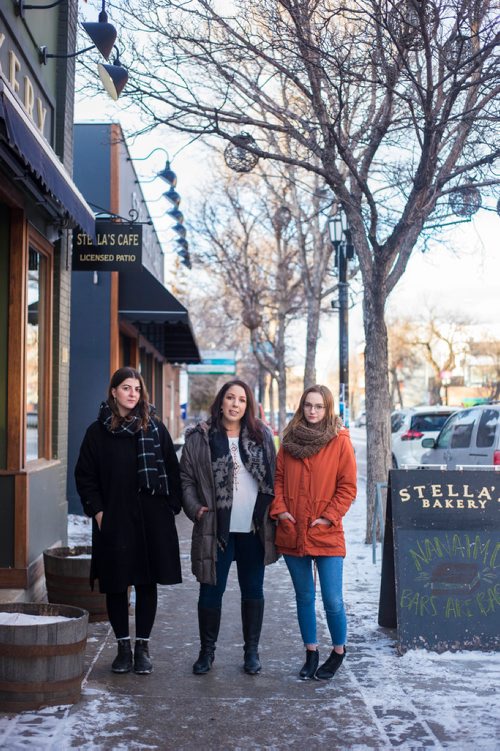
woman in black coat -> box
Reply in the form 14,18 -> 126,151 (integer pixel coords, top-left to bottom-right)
75,367 -> 182,675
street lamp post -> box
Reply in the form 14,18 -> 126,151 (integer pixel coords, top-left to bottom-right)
329,210 -> 353,427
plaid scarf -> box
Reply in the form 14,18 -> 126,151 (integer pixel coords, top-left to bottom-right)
98,401 -> 169,496
209,423 -> 274,551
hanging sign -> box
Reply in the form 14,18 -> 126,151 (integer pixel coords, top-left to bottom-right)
187,350 -> 236,375
72,221 -> 142,271
380,469 -> 499,653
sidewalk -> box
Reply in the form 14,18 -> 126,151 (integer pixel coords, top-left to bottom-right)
0,480 -> 498,750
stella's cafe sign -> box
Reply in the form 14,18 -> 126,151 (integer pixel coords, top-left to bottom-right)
72,222 -> 142,272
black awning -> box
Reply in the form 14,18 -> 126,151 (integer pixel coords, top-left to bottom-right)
0,83 -> 95,237
119,267 -> 201,364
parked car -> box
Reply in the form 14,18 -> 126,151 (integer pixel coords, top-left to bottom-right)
354,411 -> 366,427
420,403 -> 500,469
391,406 -> 459,468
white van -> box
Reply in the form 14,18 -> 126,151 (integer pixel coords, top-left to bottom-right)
420,404 -> 500,469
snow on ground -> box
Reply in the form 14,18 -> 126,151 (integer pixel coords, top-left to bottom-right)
0,430 -> 498,749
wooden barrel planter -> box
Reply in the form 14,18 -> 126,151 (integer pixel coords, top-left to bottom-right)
0,603 -> 88,711
43,546 -> 107,622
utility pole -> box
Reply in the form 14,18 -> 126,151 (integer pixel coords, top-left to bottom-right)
329,212 -> 353,427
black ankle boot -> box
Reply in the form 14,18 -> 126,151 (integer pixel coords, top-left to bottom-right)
242,599 -> 264,675
134,639 -> 153,674
299,649 -> 319,679
315,647 -> 346,680
193,606 -> 222,675
111,639 -> 133,673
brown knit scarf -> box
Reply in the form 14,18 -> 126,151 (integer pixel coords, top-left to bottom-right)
282,418 -> 343,459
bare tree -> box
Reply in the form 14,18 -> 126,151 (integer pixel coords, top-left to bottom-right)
193,170 -> 304,432
387,317 -> 424,408
108,0 -> 499,539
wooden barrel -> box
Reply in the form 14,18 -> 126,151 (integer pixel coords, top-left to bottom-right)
0,603 -> 88,711
43,546 -> 107,622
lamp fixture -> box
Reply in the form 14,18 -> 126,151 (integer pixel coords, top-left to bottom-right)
27,0 -> 127,100
163,187 -> 181,207
167,208 -> 184,223
82,2 -> 117,61
157,161 -> 177,187
98,47 -> 129,101
172,223 -> 186,238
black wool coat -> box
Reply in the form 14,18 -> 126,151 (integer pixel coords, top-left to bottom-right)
75,419 -> 182,593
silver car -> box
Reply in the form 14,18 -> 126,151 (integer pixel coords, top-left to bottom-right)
421,403 -> 500,469
391,406 -> 458,468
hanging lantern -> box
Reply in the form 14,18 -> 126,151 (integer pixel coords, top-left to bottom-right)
224,132 -> 259,173
387,0 -> 436,52
449,187 -> 482,218
241,306 -> 263,330
272,205 -> 292,232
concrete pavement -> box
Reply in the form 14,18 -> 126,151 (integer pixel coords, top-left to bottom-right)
1,489 -> 498,750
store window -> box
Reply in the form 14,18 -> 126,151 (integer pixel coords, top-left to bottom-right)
26,238 -> 52,461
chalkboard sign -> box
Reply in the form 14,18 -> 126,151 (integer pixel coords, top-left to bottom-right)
381,469 -> 499,653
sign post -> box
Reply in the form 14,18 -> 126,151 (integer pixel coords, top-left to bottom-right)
379,469 -> 499,652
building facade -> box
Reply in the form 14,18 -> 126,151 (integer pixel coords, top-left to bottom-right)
67,123 -> 200,514
0,2 -> 95,600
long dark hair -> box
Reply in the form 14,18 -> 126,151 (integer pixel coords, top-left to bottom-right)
107,367 -> 150,431
209,379 -> 264,443
283,384 -> 338,440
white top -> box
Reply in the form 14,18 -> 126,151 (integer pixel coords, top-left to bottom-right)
228,436 -> 258,533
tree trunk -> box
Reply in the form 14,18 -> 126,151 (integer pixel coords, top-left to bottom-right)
276,314 -> 287,434
304,301 -> 321,388
363,282 -> 392,544
268,378 -> 276,432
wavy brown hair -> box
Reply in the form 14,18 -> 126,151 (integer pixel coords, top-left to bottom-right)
283,384 -> 338,440
210,379 -> 264,443
107,367 -> 150,431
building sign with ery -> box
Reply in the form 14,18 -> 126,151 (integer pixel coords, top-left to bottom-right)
72,221 -> 143,272
0,11 -> 54,140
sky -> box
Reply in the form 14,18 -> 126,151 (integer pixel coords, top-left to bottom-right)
75,2 -> 500,384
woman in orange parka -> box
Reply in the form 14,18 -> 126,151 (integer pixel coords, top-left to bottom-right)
270,385 -> 357,681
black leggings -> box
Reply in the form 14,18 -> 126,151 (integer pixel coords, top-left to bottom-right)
106,584 -> 158,640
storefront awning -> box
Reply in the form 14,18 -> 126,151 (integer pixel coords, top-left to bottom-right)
0,83 -> 95,237
119,267 -> 201,364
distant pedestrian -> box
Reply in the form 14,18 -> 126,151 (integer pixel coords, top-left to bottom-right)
270,384 -> 357,680
75,367 -> 182,676
180,380 -> 277,675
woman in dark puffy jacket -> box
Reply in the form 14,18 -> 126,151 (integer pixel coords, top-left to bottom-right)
75,367 -> 182,676
180,380 -> 277,676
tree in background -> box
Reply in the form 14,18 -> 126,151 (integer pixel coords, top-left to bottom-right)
193,168 -> 304,433
112,0 -> 499,539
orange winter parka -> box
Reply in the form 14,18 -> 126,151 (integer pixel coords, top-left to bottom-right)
270,429 -> 357,558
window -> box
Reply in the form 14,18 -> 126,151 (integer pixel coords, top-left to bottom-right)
391,412 -> 405,432
411,412 -> 454,433
436,412 -> 465,448
449,410 -> 476,449
476,409 -> 499,448
26,234 -> 52,461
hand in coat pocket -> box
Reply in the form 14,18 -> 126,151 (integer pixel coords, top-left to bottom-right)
275,515 -> 298,549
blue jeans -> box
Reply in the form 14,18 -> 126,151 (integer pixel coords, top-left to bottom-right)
284,554 -> 347,646
199,532 -> 265,609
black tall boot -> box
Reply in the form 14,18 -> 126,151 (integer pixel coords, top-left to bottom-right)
192,606 -> 222,675
242,599 -> 264,675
